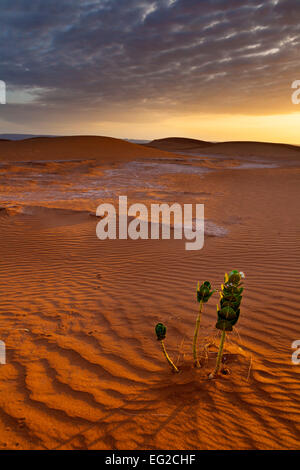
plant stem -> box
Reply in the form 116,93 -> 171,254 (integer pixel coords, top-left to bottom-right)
160,340 -> 179,373
193,300 -> 203,367
209,326 -> 226,379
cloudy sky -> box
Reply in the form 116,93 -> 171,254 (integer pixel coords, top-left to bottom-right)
0,0 -> 299,143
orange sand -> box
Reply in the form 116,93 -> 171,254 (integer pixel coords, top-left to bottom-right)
0,136 -> 299,449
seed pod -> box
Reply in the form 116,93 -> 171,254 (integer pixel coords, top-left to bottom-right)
155,322 -> 166,341
197,281 -> 216,303
227,270 -> 242,285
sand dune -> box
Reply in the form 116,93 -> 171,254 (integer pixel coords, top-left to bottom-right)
145,137 -> 214,152
146,137 -> 300,159
1,135 -> 299,166
0,136 -> 177,163
0,137 -> 299,450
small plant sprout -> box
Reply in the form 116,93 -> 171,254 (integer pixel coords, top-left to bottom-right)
155,323 -> 179,373
193,281 -> 215,368
209,270 -> 245,379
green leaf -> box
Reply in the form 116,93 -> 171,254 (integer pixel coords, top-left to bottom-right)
216,320 -> 233,331
218,306 -> 236,320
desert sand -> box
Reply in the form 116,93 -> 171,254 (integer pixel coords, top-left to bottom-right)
0,136 -> 299,450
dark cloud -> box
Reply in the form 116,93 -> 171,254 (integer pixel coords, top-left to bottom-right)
0,0 -> 299,128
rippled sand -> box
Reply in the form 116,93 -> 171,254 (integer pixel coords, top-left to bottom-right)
0,142 -> 299,449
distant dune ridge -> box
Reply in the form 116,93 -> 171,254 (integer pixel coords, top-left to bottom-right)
145,137 -> 214,151
0,135 -> 299,163
0,135 -> 177,163
146,137 -> 300,159
0,134 -> 56,141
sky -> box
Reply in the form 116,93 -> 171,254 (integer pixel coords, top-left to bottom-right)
0,0 -> 300,144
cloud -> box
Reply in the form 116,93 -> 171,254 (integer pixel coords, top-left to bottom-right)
0,0 -> 300,131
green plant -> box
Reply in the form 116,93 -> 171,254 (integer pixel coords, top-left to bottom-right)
193,281 -> 215,368
155,323 -> 179,373
209,270 -> 245,379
